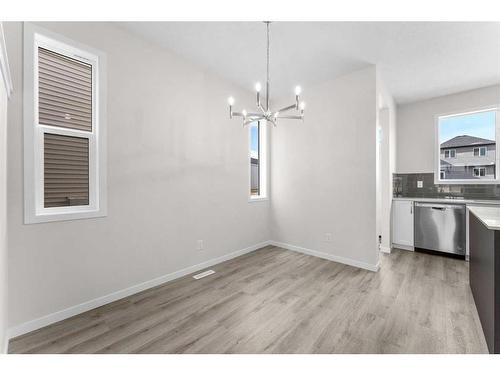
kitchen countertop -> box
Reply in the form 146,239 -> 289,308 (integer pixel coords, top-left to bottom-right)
393,197 -> 500,205
468,206 -> 500,231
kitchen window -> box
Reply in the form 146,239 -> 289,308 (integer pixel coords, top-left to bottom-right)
249,121 -> 267,201
23,24 -> 107,223
435,107 -> 499,184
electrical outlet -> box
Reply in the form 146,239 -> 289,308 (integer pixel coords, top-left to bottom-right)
324,233 -> 332,242
417,180 -> 423,188
196,240 -> 204,251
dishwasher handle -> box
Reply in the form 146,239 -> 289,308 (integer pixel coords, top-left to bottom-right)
414,202 -> 465,210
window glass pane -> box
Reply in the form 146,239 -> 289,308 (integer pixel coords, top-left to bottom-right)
44,133 -> 89,207
439,110 -> 496,180
250,122 -> 260,196
38,47 -> 93,132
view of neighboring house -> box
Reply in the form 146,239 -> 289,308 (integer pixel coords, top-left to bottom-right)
440,135 -> 496,180
250,123 -> 260,195
250,155 -> 259,194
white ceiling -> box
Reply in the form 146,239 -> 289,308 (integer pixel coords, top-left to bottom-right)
119,22 -> 500,104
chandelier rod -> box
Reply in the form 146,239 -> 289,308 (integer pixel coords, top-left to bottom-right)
265,21 -> 270,112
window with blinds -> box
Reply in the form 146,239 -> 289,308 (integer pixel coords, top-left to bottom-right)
37,44 -> 94,209
44,133 -> 89,207
38,48 -> 93,132
24,24 -> 106,223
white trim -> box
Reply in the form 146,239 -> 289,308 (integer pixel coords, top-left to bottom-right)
269,241 -> 380,272
7,241 -> 272,339
2,334 -> 8,354
248,196 -> 269,203
23,23 -> 107,224
434,105 -> 500,185
392,243 -> 414,251
0,23 -> 13,99
380,245 -> 392,254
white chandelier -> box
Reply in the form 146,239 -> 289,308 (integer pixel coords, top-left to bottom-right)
227,21 -> 305,127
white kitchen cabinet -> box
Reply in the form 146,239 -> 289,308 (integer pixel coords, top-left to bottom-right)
392,200 -> 414,249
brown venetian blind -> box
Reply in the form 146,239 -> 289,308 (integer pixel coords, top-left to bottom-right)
38,47 -> 92,132
44,133 -> 89,208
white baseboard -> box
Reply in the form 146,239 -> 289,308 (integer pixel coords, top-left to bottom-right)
269,241 -> 380,272
380,245 -> 392,254
7,240 -> 272,340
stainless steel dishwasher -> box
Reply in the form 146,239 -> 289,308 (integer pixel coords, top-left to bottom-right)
414,202 -> 466,256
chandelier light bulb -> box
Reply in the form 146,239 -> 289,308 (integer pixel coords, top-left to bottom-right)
255,82 -> 262,92
242,109 -> 247,117
295,86 -> 302,96
299,102 -> 306,110
228,96 -> 235,106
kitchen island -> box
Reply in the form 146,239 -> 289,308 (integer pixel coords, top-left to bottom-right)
469,206 -> 500,354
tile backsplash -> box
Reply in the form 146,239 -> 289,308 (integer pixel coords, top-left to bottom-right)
393,173 -> 500,200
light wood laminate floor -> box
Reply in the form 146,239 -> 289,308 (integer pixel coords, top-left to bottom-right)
9,246 -> 488,354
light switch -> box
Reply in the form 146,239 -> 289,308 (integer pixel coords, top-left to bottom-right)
417,181 -> 423,188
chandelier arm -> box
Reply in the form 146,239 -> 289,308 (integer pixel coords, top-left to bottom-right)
233,112 -> 264,118
277,115 -> 304,120
276,103 -> 298,114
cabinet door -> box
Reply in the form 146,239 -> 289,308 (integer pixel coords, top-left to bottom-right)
392,200 -> 414,247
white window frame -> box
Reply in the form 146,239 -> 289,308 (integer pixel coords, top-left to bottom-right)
434,106 -> 500,185
473,167 -> 486,177
24,23 -> 107,223
444,149 -> 456,158
248,120 -> 268,202
473,146 -> 487,157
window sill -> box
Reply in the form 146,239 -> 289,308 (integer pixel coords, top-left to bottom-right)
248,196 -> 269,203
25,208 -> 107,224
434,179 -> 500,185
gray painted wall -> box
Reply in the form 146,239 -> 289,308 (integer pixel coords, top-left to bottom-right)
397,84 -> 500,174
270,66 -> 379,269
5,22 -> 271,329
